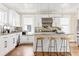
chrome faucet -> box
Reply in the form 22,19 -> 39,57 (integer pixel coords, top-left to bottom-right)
2,24 -> 10,33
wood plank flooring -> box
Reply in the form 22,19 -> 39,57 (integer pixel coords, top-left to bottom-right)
6,42 -> 79,56
70,42 -> 79,56
34,52 -> 71,56
6,44 -> 34,56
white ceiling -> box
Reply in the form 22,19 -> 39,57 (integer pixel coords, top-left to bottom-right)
3,3 -> 79,14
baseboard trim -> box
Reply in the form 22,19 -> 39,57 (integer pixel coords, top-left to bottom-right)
19,43 -> 33,45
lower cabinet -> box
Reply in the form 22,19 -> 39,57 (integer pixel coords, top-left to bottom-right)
0,37 -> 7,56
20,35 -> 34,44
27,35 -> 34,43
20,35 -> 27,44
0,32 -> 21,56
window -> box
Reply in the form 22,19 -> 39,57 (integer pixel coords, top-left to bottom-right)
60,17 -> 70,34
27,25 -> 31,32
22,17 -> 34,34
0,10 -> 7,25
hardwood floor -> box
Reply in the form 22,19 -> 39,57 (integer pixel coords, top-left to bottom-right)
70,42 -> 79,56
6,44 -> 34,56
34,52 -> 71,56
6,42 -> 79,56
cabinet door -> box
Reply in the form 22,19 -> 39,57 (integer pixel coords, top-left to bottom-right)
4,36 -> 15,55
11,35 -> 17,47
20,35 -> 33,44
13,34 -> 18,46
20,35 -> 27,44
0,37 -> 6,56
27,35 -> 34,43
0,36 -> 9,56
9,9 -> 20,27
15,13 -> 20,27
7,35 -> 16,52
8,10 -> 14,26
7,34 -> 18,52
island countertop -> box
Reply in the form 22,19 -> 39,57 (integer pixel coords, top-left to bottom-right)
34,32 -> 73,35
34,32 -> 74,41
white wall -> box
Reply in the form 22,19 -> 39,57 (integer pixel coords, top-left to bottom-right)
22,15 -> 35,34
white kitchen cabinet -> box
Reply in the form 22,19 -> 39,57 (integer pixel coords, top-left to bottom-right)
8,10 -> 14,26
15,13 -> 20,27
4,36 -> 13,55
8,34 -> 16,49
0,32 -> 21,56
0,36 -> 10,56
0,37 -> 7,56
8,9 -> 20,27
14,33 -> 20,46
20,35 -> 27,44
27,35 -> 34,43
0,10 -> 8,26
20,35 -> 34,44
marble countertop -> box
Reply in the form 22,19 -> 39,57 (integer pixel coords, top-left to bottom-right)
0,31 -> 22,36
34,32 -> 73,35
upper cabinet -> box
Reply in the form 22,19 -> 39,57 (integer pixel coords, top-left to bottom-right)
8,9 -> 20,27
0,4 -> 21,27
14,13 -> 20,27
0,10 -> 8,26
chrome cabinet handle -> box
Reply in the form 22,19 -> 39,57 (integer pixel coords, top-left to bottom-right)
4,41 -> 7,48
13,38 -> 15,44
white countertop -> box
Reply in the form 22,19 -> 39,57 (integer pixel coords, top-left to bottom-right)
0,31 -> 22,36
34,32 -> 73,35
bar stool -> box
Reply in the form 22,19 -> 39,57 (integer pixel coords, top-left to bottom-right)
60,37 -> 68,56
35,36 -> 44,56
48,36 -> 58,56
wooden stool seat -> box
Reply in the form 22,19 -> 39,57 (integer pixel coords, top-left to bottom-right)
37,37 -> 44,40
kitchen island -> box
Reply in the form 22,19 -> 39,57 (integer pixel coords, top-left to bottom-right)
34,32 -> 73,55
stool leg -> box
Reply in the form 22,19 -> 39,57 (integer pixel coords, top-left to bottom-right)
64,40 -> 66,56
54,40 -> 56,56
49,40 -> 52,56
60,39 -> 63,56
41,40 -> 44,56
65,40 -> 67,56
35,40 -> 38,56
48,40 -> 50,56
69,41 -> 71,56
54,40 -> 58,56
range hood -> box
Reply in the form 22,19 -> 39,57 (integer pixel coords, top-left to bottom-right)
42,17 -> 53,27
